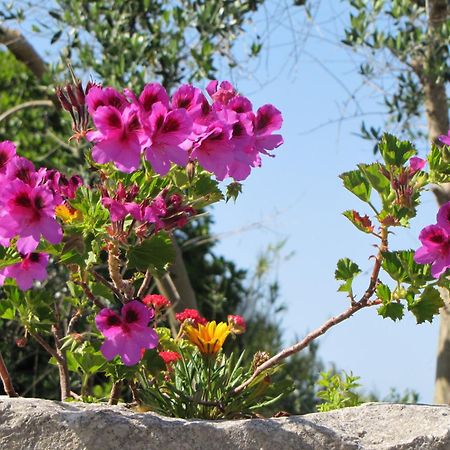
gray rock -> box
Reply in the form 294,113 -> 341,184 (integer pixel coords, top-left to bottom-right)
0,397 -> 449,450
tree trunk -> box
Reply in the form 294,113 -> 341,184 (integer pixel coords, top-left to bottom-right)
0,25 -> 47,79
423,0 -> 450,404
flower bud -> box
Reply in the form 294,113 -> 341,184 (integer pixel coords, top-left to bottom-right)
251,351 -> 270,373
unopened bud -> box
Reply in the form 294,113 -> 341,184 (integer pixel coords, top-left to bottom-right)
251,351 -> 270,373
186,160 -> 196,183
16,337 -> 28,348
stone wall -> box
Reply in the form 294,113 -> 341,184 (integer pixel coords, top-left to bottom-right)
0,397 -> 449,449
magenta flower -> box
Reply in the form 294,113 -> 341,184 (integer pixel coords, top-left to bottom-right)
4,156 -> 41,186
409,157 -> 426,175
87,105 -> 145,173
86,86 -> 127,115
206,80 -> 237,105
438,131 -> 450,146
171,84 -> 206,120
253,104 -> 284,155
437,202 -> 450,232
128,83 -> 170,114
190,121 -> 234,180
0,253 -> 49,290
143,102 -> 192,175
414,224 -> 450,278
0,141 -> 16,173
0,180 -> 62,253
95,301 -> 158,366
101,182 -> 141,221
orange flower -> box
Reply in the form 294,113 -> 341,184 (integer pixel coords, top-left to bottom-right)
184,321 -> 230,355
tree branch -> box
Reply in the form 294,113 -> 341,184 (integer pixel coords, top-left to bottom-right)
0,351 -> 18,397
233,227 -> 388,395
0,100 -> 54,123
0,25 -> 47,79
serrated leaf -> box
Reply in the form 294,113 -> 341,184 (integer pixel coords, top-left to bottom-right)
335,258 -> 361,293
127,232 -> 175,276
343,210 -> 374,233
382,250 -> 433,285
376,284 -> 391,302
226,182 -> 243,203
358,163 -> 391,194
378,133 -> 416,167
377,302 -> 404,321
339,170 -> 371,202
408,286 -> 443,324
428,144 -> 450,184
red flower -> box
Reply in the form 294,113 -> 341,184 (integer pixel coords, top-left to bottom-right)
142,294 -> 172,310
159,351 -> 181,365
175,308 -> 207,326
227,315 -> 246,334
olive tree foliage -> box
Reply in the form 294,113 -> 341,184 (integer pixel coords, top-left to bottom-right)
342,0 -> 450,404
342,0 -> 449,147
37,0 -> 264,90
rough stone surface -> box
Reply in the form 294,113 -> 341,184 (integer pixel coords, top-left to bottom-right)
0,397 -> 449,450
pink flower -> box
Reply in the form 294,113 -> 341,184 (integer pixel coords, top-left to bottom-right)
143,102 -> 192,175
86,86 -> 127,115
87,105 -> 145,173
190,121 -> 234,180
438,131 -> 450,146
253,104 -> 284,155
409,157 -> 426,175
95,300 -> 158,366
414,224 -> 450,278
0,180 -> 62,253
171,84 -> 206,120
0,141 -> 16,173
44,170 -> 83,201
128,83 -> 170,113
101,182 -> 141,221
0,253 -> 49,290
4,156 -> 41,186
437,202 -> 450,232
207,80 -> 237,105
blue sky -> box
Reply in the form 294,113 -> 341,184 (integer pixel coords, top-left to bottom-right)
11,0 -> 440,402
210,1 -> 439,402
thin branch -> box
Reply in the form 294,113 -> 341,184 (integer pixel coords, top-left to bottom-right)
51,324 -> 71,401
0,351 -> 18,397
137,269 -> 152,298
108,380 -> 123,405
73,279 -> 107,310
90,269 -> 126,304
0,100 -> 54,123
233,226 -> 388,395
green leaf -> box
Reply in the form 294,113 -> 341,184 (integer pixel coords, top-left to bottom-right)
343,210 -> 374,233
339,170 -> 371,202
335,258 -> 361,293
127,232 -> 175,276
382,250 -> 432,285
378,133 -> 416,167
358,163 -> 390,194
226,182 -> 243,203
377,302 -> 404,321
428,144 -> 450,184
408,286 -> 443,324
376,283 -> 391,303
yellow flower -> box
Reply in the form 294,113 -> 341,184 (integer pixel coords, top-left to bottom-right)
55,204 -> 80,223
184,321 -> 230,355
